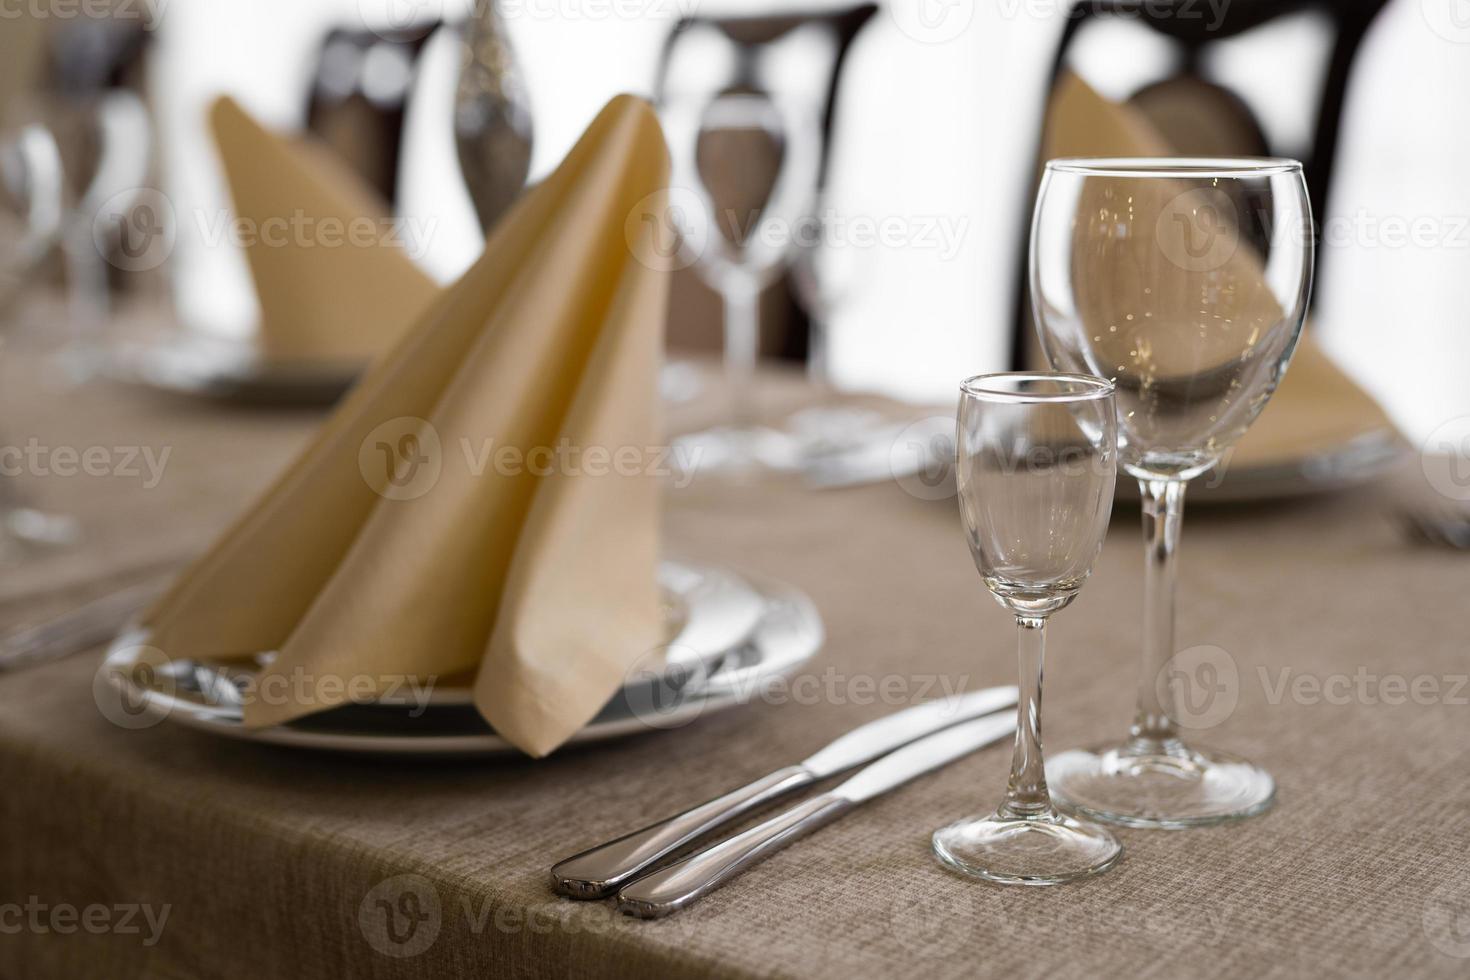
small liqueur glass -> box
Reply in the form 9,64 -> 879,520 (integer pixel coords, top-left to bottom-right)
932,372 -> 1122,885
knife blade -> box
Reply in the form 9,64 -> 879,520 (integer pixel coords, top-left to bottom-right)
616,711 -> 1016,918
550,685 -> 1018,898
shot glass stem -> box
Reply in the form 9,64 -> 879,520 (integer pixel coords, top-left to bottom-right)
1132,478 -> 1187,746
1000,615 -> 1054,819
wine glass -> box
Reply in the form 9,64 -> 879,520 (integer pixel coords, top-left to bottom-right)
1031,157 -> 1313,827
933,372 -> 1122,885
0,122 -> 83,556
0,123 -> 64,319
658,88 -> 821,475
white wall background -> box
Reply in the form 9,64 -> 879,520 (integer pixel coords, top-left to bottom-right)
150,0 -> 1470,439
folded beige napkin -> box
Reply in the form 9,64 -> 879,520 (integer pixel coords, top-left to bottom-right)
146,95 -> 671,757
210,97 -> 439,365
1041,72 -> 1395,469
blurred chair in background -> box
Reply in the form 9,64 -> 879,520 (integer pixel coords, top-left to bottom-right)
1011,0 -> 1392,370
306,23 -> 441,207
307,3 -> 532,244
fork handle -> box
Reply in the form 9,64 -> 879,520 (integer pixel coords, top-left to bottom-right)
616,793 -> 855,918
551,765 -> 813,899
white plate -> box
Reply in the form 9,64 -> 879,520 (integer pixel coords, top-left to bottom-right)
102,564 -> 815,756
109,333 -> 360,406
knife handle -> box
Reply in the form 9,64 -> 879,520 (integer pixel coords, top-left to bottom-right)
551,765 -> 814,899
617,793 -> 855,918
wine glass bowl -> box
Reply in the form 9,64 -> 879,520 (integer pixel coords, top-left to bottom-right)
933,372 -> 1122,886
1031,157 -> 1313,828
1032,157 -> 1311,481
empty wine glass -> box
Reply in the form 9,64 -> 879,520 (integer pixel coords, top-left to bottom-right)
658,89 -> 821,475
933,372 -> 1122,885
0,122 -> 82,555
0,123 -> 64,318
1031,157 -> 1313,827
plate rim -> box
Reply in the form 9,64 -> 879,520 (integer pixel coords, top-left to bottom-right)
103,572 -> 820,756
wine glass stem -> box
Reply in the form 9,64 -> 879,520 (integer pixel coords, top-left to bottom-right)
721,274 -> 761,431
1000,615 -> 1055,819
1133,478 -> 1187,746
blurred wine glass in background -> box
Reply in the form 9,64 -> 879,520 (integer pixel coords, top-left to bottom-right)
44,20 -> 155,380
656,11 -> 878,478
0,121 -> 81,555
786,187 -> 891,459
658,85 -> 821,475
0,125 -> 64,320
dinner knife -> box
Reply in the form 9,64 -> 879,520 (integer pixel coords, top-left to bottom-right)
551,685 -> 1017,899
617,711 -> 1015,918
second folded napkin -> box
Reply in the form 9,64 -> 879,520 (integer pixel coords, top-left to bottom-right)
145,94 -> 672,757
210,97 -> 439,365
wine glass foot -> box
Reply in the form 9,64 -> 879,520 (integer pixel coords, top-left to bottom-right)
932,810 -> 1122,885
1048,740 -> 1275,829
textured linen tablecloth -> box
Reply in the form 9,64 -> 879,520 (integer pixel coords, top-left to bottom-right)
0,347 -> 1467,980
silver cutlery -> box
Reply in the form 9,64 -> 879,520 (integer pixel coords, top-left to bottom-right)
551,686 -> 1018,899
0,579 -> 166,671
1399,500 -> 1470,550
617,711 -> 1016,918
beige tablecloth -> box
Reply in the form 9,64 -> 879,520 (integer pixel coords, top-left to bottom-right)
0,347 -> 1467,979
